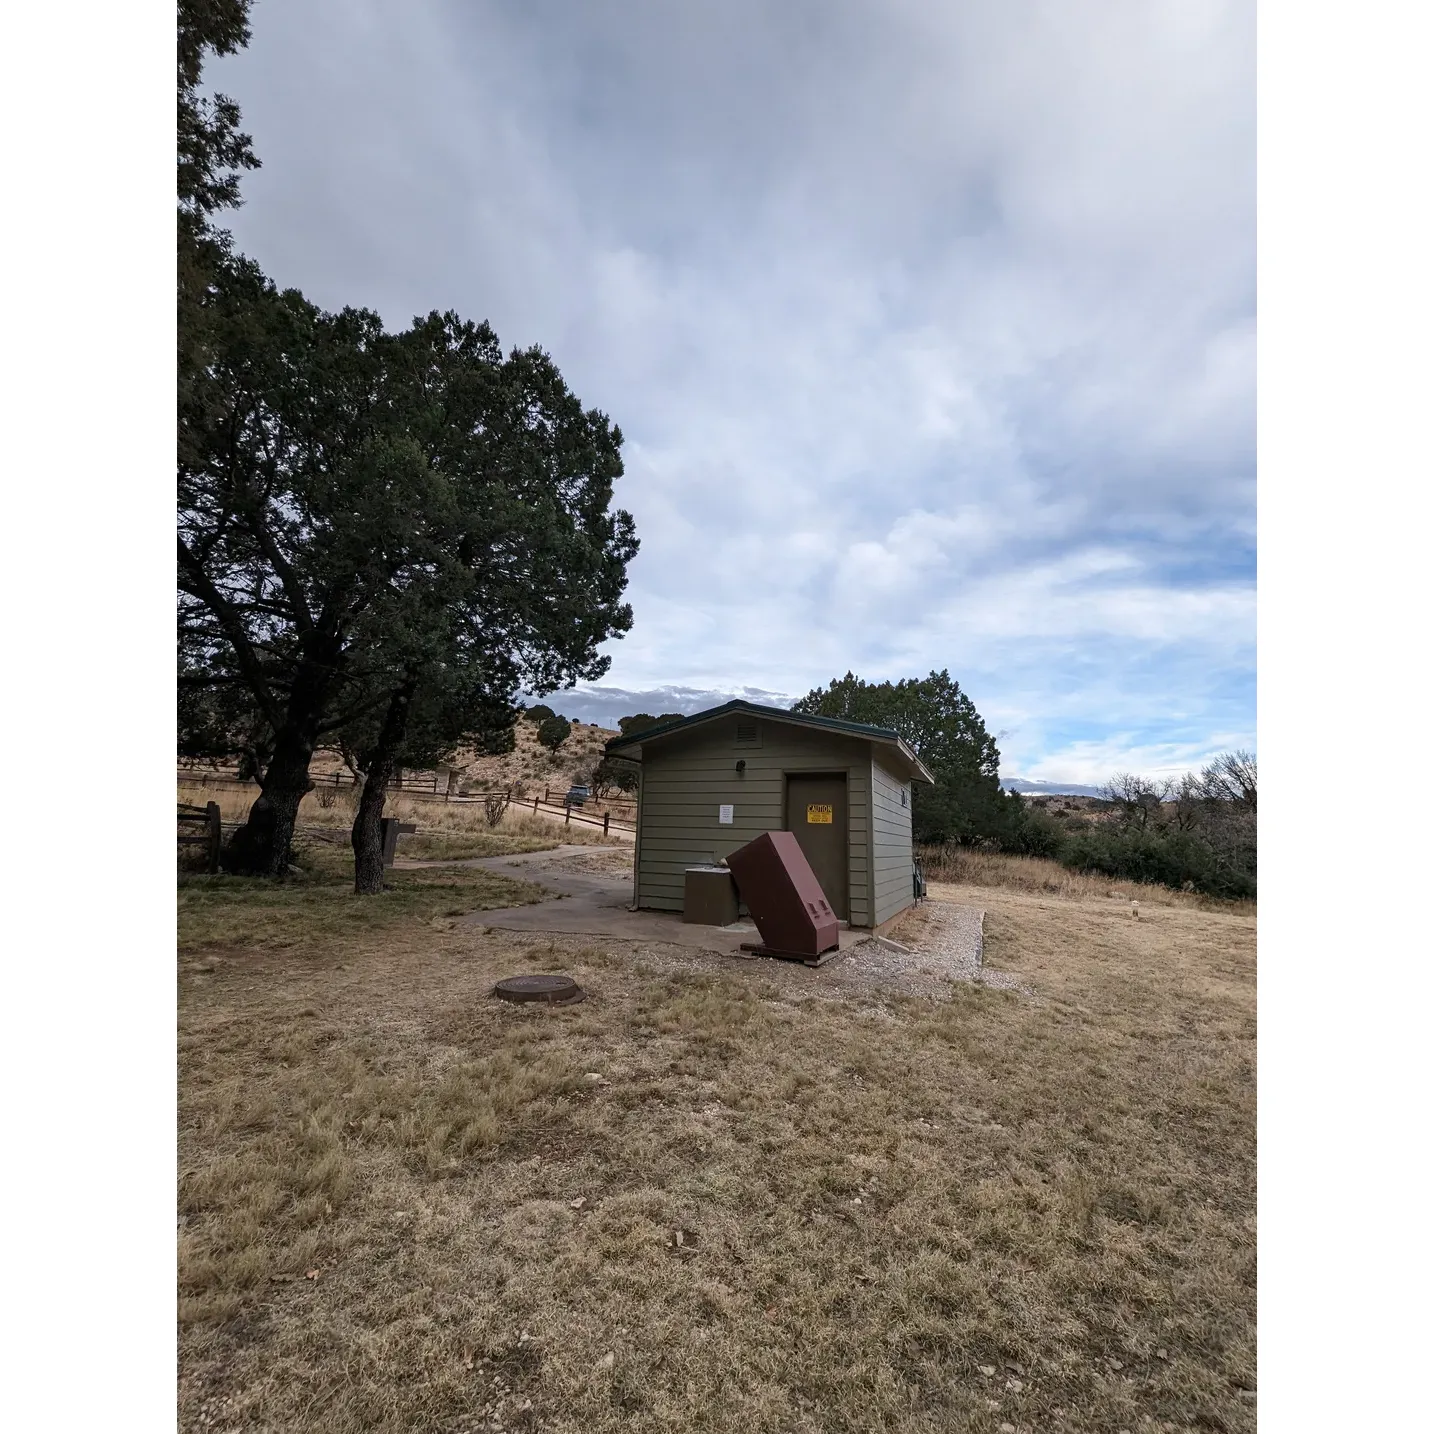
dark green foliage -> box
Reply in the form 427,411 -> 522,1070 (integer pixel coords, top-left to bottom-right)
1054,758 -> 1258,897
591,754 -> 640,796
999,800 -> 1066,859
337,665 -> 518,778
616,712 -> 684,737
177,668 -> 273,781
525,704 -> 557,725
177,1 -> 260,469
537,715 -> 572,753
1059,826 -> 1256,901
177,1 -> 258,222
793,670 -> 1006,844
175,0 -> 639,881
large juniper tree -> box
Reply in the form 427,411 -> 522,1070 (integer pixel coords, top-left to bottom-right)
179,284 -> 638,876
792,670 -> 1010,843
176,2 -> 638,878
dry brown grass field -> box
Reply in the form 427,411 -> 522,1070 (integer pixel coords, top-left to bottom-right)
917,847 -> 1255,916
178,846 -> 1255,1434
180,714 -> 623,802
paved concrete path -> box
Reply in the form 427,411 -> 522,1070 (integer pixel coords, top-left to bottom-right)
417,845 -> 874,956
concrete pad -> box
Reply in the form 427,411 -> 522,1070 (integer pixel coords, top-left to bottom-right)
432,846 -> 871,957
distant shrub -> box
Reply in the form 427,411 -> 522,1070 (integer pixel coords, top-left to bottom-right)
1059,827 -> 1255,901
537,714 -> 572,753
617,712 -> 683,737
592,754 -> 639,796
525,704 -> 557,724
1002,805 -> 1066,859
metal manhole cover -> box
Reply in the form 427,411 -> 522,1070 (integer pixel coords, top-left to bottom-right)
493,973 -> 586,1006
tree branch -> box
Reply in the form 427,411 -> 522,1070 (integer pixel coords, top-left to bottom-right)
238,491 -> 315,634
177,535 -> 284,728
315,687 -> 403,735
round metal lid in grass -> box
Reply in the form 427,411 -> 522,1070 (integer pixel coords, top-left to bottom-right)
493,973 -> 586,1006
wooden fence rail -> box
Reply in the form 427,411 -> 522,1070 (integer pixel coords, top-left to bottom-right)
177,801 -> 222,873
176,769 -> 638,820
525,794 -> 635,836
175,774 -> 637,838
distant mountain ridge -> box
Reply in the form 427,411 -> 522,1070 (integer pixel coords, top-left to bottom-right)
1000,777 -> 1107,798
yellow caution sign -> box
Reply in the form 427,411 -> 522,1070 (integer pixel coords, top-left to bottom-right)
807,803 -> 833,824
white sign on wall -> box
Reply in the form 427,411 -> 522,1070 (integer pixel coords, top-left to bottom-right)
718,804 -> 734,825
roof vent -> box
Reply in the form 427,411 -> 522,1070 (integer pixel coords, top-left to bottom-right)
735,720 -> 760,747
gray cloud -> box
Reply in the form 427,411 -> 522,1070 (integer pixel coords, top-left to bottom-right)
213,0 -> 1254,781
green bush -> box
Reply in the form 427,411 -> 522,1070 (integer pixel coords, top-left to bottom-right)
1058,827 -> 1255,901
536,714 -> 572,753
592,754 -> 639,795
1002,805 -> 1066,859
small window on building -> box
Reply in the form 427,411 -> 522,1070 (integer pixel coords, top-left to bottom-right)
901,786 -> 908,807
735,720 -> 761,748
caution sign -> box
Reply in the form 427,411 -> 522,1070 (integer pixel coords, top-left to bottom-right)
807,803 -> 833,824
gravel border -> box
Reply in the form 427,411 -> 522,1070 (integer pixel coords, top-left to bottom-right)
878,902 -> 1032,996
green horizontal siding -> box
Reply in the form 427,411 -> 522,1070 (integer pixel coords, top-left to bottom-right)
635,714 -> 873,925
871,755 -> 915,926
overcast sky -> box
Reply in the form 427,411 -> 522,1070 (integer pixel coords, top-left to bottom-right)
210,0 -> 1254,783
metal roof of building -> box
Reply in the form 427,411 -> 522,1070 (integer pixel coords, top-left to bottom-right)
604,699 -> 935,783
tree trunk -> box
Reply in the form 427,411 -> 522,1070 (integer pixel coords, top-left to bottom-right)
222,647 -> 337,877
222,729 -> 315,876
351,679 -> 419,895
350,765 -> 392,895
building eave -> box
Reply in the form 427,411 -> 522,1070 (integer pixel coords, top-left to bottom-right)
605,699 -> 935,784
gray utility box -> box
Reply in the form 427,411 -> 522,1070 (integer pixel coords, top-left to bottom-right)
683,865 -> 739,926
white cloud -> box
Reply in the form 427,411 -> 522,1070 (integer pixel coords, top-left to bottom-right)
211,0 -> 1254,784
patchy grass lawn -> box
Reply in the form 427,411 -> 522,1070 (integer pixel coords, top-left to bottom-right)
178,871 -> 1255,1434
399,831 -> 557,862
177,842 -> 546,951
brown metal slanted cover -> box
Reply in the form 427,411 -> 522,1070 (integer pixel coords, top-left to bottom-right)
725,830 -> 840,958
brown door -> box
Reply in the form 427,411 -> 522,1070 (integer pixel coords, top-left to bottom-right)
784,774 -> 848,920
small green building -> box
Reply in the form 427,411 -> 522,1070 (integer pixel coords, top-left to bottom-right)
605,700 -> 934,931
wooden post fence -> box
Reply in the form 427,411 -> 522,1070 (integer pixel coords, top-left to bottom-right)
177,801 -> 222,873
